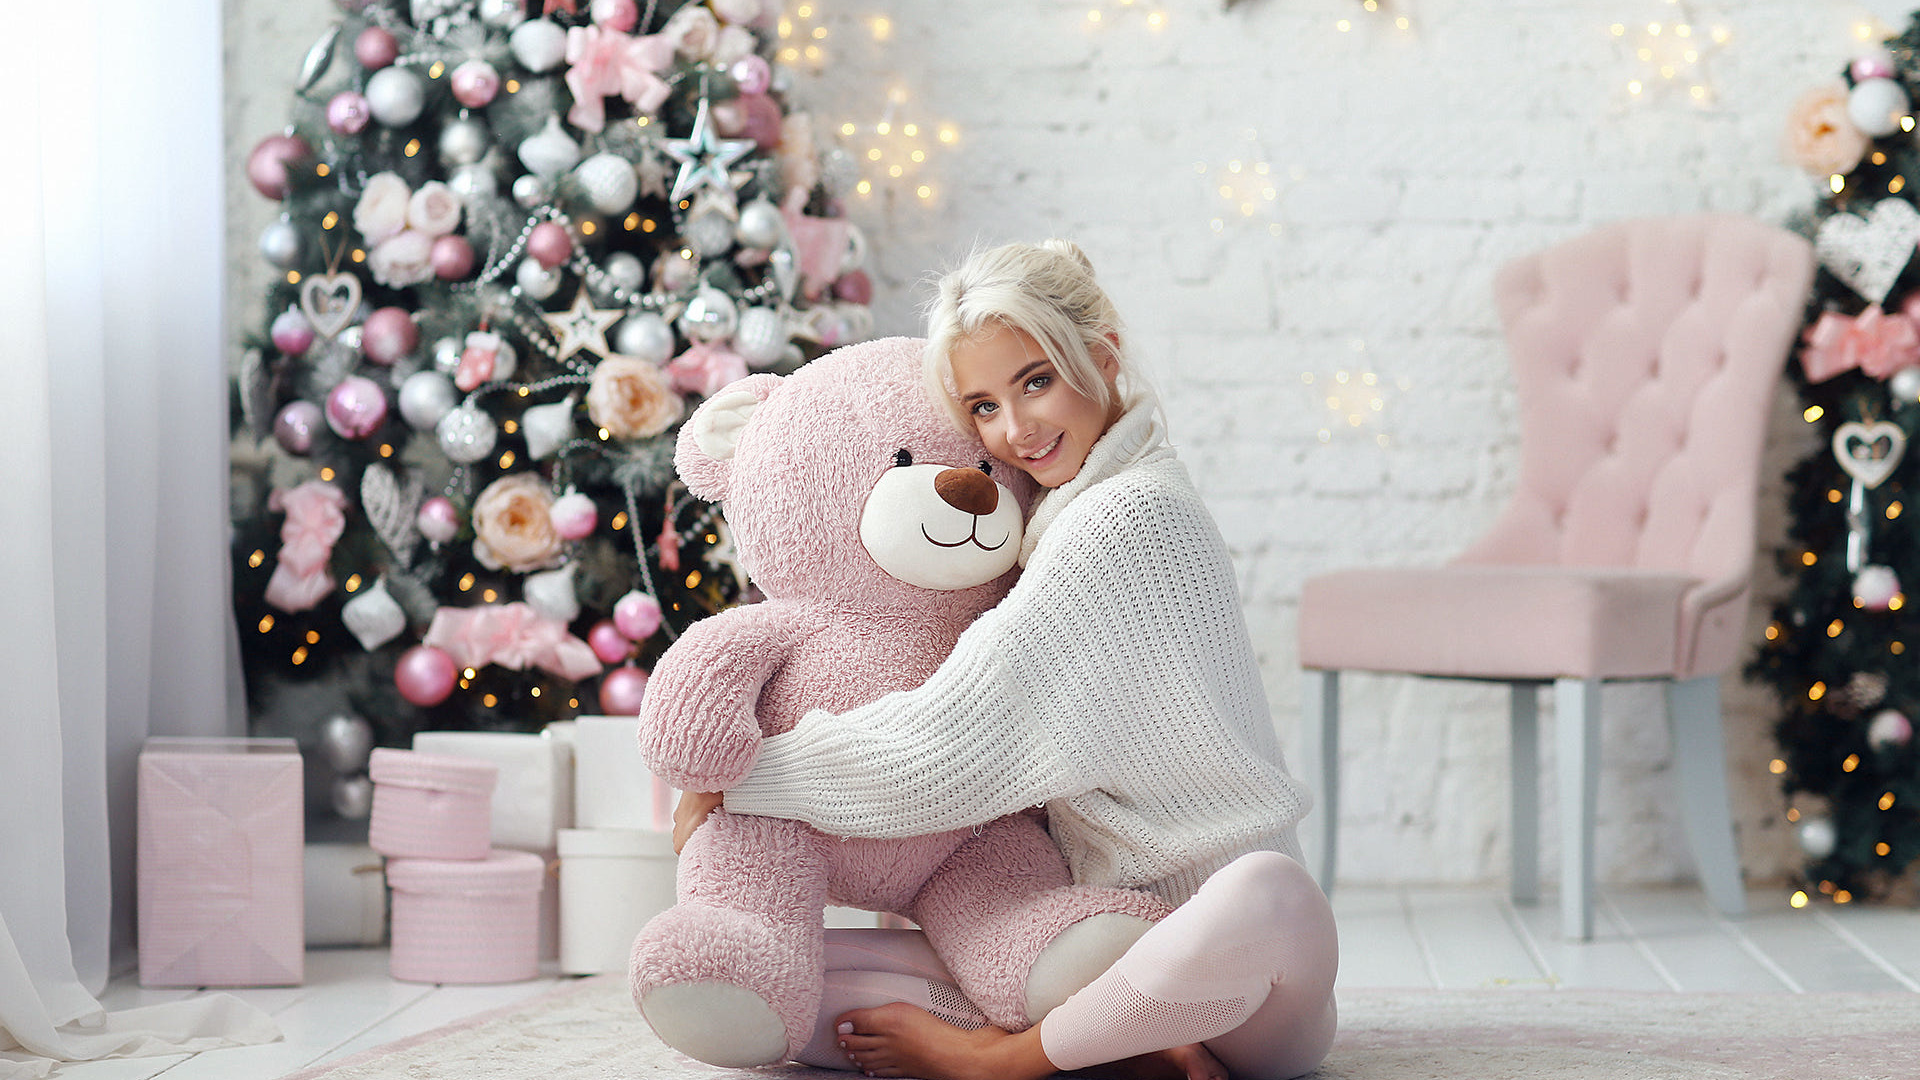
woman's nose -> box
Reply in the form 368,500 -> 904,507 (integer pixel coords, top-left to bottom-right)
934,467 -> 999,516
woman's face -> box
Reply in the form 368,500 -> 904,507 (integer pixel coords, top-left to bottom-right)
948,323 -> 1119,489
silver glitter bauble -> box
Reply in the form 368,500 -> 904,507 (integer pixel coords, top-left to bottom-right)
683,209 -> 736,258
614,312 -> 675,362
398,370 -> 460,429
512,174 -> 552,210
603,251 -> 645,294
437,404 -> 498,464
331,774 -> 374,820
439,115 -> 491,166
735,199 -> 784,250
447,162 -> 498,199
318,714 -> 376,772
366,67 -> 427,127
733,306 -> 787,368
516,257 -> 562,300
259,219 -> 303,269
432,336 -> 463,376
678,285 -> 739,343
574,152 -> 639,215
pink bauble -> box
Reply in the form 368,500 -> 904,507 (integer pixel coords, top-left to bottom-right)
450,60 -> 501,109
613,589 -> 663,641
736,92 -> 783,150
246,134 -> 312,200
834,269 -> 873,305
326,375 -> 389,439
395,645 -> 459,707
527,222 -> 573,269
730,54 -> 771,96
360,306 -> 418,365
598,666 -> 649,715
271,307 -> 315,356
587,619 -> 631,664
550,491 -> 598,540
417,496 -> 461,543
1869,708 -> 1914,749
273,400 -> 324,455
1853,48 -> 1898,83
430,234 -> 476,280
354,26 -> 399,70
326,91 -> 372,135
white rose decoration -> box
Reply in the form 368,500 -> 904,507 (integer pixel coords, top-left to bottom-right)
664,3 -> 719,58
367,229 -> 436,288
711,25 -> 755,65
708,0 -> 762,24
354,172 -> 412,245
407,181 -> 464,238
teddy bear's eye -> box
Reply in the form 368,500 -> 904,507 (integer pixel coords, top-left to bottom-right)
977,460 -> 993,476
892,449 -> 913,468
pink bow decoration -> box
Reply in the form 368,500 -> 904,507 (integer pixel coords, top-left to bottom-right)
565,25 -> 673,133
1802,305 -> 1920,383
423,602 -> 605,680
265,480 -> 348,612
781,186 -> 851,301
666,340 -> 750,397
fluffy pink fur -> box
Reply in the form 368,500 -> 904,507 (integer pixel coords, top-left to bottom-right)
629,337 -> 1170,1058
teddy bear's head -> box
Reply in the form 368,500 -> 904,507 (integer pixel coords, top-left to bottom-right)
675,337 -> 1037,611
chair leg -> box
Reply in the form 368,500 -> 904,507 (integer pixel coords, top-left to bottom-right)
1509,682 -> 1541,906
1299,668 -> 1340,893
1555,677 -> 1600,941
1666,675 -> 1747,918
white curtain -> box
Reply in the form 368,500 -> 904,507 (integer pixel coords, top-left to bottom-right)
0,0 -> 278,1073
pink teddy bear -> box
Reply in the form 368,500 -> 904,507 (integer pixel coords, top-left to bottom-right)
629,337 -> 1168,1066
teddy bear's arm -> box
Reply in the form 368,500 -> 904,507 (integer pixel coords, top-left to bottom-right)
637,603 -> 804,791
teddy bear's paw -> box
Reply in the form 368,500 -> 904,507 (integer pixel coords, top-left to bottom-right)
640,980 -> 790,1067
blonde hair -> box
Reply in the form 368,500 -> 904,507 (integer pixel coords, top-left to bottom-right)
922,239 -> 1145,432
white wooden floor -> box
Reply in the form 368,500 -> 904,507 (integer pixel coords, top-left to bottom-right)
48,884 -> 1920,1079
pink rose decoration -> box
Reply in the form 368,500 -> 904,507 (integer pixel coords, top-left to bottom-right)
1784,84 -> 1870,178
1801,305 -> 1920,383
407,181 -> 464,238
472,473 -> 564,573
353,172 -> 412,244
666,340 -> 750,397
264,480 -> 348,612
587,355 -> 685,438
423,603 -> 603,680
367,229 -> 436,288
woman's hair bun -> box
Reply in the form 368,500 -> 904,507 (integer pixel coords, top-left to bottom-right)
1040,238 -> 1094,272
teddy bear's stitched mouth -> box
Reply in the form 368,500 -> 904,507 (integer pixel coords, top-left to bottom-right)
920,521 -> 1009,552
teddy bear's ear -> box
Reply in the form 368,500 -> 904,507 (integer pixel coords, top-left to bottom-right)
674,373 -> 784,501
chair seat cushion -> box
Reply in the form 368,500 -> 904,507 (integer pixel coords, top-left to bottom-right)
1298,564 -> 1697,680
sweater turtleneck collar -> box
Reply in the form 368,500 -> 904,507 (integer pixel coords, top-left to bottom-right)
1017,398 -> 1171,566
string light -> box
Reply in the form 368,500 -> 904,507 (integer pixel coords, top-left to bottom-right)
1302,353 -> 1408,446
776,4 -> 827,67
837,87 -> 952,204
1804,405 -> 1824,423
1084,1 -> 1169,31
1198,131 -> 1296,236
1612,1 -> 1728,106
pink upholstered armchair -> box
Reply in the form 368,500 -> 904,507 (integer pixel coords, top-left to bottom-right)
1296,214 -> 1814,939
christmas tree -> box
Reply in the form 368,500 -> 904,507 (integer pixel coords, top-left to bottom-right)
1752,15 -> 1920,904
230,0 -> 875,821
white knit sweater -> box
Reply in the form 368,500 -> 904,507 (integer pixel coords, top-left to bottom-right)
724,403 -> 1309,905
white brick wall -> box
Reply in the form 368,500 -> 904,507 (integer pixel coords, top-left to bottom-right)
226,0 -> 1881,885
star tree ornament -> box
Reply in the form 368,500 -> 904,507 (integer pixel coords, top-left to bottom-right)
663,94 -> 755,205
544,288 -> 625,361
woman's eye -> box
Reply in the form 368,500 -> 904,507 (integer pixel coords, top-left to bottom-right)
969,401 -> 996,418
893,448 -> 913,468
1025,375 -> 1050,392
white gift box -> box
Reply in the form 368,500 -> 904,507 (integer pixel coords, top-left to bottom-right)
557,828 -> 676,975
413,728 -> 574,851
304,843 -> 387,947
137,737 -> 304,987
572,716 -> 675,831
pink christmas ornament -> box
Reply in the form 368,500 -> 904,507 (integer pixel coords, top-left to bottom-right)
394,645 -> 459,707
430,235 -> 475,280
326,375 -> 389,439
734,92 -> 783,150
273,400 -> 324,455
450,59 -> 502,109
549,491 -> 598,539
360,306 -> 418,365
527,221 -> 573,269
729,54 -> 771,96
834,269 -> 873,305
1869,708 -> 1914,749
417,496 -> 461,543
271,308 -> 315,356
613,589 -> 662,641
587,619 -> 631,664
246,134 -> 312,200
354,26 -> 399,70
598,665 -> 649,715
326,91 -> 372,135
1853,48 -> 1898,83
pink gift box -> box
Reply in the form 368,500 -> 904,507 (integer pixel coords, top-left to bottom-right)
368,747 -> 497,860
137,737 -> 304,987
387,850 -> 545,984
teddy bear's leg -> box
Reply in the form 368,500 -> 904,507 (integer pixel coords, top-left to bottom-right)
907,814 -> 1172,1031
629,811 -> 829,1066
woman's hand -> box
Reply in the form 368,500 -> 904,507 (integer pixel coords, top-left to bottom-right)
673,790 -> 726,853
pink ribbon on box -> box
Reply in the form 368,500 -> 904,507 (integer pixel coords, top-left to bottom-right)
564,25 -> 673,132
1801,305 -> 1920,383
264,480 -> 347,613
424,602 -> 605,680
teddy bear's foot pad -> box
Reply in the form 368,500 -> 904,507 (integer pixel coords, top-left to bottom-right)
641,981 -> 789,1067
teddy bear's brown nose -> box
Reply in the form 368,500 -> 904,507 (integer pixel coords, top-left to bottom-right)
934,467 -> 999,516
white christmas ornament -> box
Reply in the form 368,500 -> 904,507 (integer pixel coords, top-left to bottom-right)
517,257 -> 563,300
518,116 -> 581,181
399,371 -> 459,428
1815,199 -> 1920,306
1893,367 -> 1920,403
735,199 -> 784,250
603,251 -> 645,294
1869,708 -> 1914,750
678,285 -> 739,343
684,208 -> 737,257
342,578 -> 408,650
1848,77 -> 1911,139
522,394 -> 578,459
319,714 -> 376,773
513,174 -> 551,209
1797,814 -> 1837,859
259,219 -> 302,268
439,115 -> 490,166
733,306 -> 788,367
510,19 -> 569,72
523,563 -> 581,623
432,336 -> 464,375
437,404 -> 499,464
615,312 -> 675,362
447,163 -> 498,200
1854,564 -> 1903,610
366,67 -> 427,127
479,0 -> 526,27
575,153 -> 640,214
1833,420 -> 1906,489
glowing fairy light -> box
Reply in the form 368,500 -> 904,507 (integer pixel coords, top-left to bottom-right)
836,86 -> 953,204
1612,0 -> 1728,106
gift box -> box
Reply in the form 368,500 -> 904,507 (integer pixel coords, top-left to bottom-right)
572,716 -> 675,831
137,737 -> 304,987
412,728 -> 574,851
368,748 -> 497,860
387,850 -> 545,984
556,828 -> 677,975
304,843 -> 386,947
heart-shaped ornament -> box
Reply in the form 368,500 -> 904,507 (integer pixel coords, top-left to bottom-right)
1833,420 -> 1908,489
299,271 -> 362,340
1815,199 -> 1920,306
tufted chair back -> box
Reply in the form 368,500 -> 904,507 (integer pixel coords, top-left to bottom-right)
1453,214 -> 1815,679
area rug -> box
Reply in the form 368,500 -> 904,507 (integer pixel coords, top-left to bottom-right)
276,975 -> 1920,1080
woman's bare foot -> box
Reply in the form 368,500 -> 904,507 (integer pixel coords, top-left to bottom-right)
835,1002 -> 1054,1080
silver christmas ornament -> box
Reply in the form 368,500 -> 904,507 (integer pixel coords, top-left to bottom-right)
331,774 -> 374,820
298,24 -> 341,94
509,19 -> 569,73
683,208 -> 736,258
437,404 -> 499,464
733,306 -> 788,368
735,199 -> 785,250
1797,814 -> 1837,859
521,394 -> 578,459
512,174 -> 552,210
439,115 -> 491,166
603,251 -> 645,294
259,219 -> 303,269
366,67 -> 427,127
399,370 -> 460,429
447,162 -> 498,200
318,714 -> 376,773
518,115 -> 581,181
524,564 -> 581,623
479,0 -> 527,27
615,312 -> 674,362
341,578 -> 408,651
652,250 -> 700,294
432,336 -> 464,376
1894,367 -> 1920,403
516,257 -> 563,300
678,285 -> 739,343
575,152 -> 639,214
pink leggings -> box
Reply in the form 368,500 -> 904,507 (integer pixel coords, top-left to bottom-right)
795,852 -> 1338,1080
